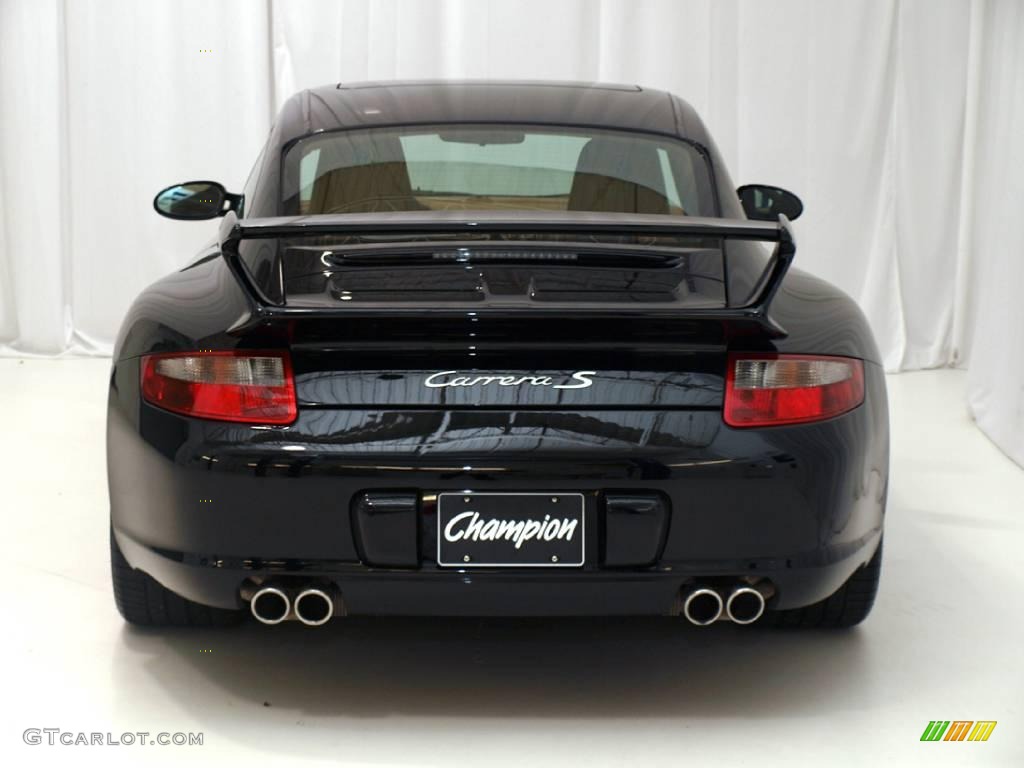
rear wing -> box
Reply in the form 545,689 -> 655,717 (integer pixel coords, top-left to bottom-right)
218,211 -> 796,336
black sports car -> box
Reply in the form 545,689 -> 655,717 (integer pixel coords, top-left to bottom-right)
109,80 -> 887,629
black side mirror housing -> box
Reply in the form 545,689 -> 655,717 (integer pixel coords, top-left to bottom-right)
153,181 -> 240,220
737,184 -> 803,221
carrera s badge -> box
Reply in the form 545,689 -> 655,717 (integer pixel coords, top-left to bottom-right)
424,371 -> 595,389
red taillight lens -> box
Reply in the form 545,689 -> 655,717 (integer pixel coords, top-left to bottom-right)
724,353 -> 864,427
140,351 -> 297,425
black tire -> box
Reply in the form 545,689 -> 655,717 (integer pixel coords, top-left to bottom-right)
764,540 -> 883,628
110,528 -> 243,627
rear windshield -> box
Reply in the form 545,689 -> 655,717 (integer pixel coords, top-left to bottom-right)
281,124 -> 716,217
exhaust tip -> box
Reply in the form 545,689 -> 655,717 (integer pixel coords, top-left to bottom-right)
294,588 -> 334,626
250,586 -> 290,625
726,586 -> 766,625
683,587 -> 723,626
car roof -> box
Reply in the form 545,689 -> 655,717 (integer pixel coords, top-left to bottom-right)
276,80 -> 708,145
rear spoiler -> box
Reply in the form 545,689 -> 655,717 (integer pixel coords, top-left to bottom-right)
218,211 -> 796,336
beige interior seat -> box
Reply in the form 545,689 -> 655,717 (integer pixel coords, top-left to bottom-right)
567,136 -> 670,214
309,134 -> 425,213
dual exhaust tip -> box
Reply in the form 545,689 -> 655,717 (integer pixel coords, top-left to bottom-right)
250,585 -> 335,626
683,584 -> 768,626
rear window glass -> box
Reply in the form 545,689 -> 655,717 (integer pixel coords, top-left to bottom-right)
282,124 -> 715,216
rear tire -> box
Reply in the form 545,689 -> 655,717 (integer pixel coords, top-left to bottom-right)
110,528 -> 243,627
765,539 -> 882,628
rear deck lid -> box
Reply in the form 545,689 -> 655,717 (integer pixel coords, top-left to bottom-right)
220,212 -> 794,410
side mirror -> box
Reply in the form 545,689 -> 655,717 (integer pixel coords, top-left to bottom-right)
737,184 -> 803,221
153,181 -> 238,220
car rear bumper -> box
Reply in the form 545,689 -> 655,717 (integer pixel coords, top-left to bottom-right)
112,526 -> 881,616
108,360 -> 888,616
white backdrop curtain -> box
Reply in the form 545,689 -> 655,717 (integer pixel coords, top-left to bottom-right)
1,0 -> 1022,465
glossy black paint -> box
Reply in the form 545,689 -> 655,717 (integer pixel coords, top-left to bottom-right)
110,81 -> 888,617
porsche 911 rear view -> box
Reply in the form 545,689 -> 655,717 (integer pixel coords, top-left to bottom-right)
109,81 -> 887,630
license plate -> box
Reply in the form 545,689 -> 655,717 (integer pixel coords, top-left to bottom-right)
437,492 -> 585,567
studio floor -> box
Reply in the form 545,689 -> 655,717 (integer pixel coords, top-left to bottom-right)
2,359 -> 1021,767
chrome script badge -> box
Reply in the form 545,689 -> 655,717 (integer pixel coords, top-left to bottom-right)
424,370 -> 596,389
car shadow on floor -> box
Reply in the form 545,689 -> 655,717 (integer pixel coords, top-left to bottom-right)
116,615 -> 878,720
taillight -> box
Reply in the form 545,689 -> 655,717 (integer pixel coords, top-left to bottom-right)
140,351 -> 297,425
724,353 -> 864,427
